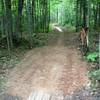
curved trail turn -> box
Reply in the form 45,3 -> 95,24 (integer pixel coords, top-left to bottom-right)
6,27 -> 89,99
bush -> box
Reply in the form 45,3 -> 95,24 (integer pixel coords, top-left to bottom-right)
88,70 -> 100,80
86,52 -> 99,62
88,70 -> 100,89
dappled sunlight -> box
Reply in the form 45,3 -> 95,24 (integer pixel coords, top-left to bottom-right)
54,26 -> 63,32
52,23 -> 63,32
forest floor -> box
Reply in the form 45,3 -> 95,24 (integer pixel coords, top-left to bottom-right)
0,26 -> 100,100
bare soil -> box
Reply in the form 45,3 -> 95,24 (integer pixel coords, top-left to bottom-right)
4,27 -> 90,99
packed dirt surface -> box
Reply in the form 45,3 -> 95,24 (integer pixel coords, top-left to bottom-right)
4,26 -> 90,99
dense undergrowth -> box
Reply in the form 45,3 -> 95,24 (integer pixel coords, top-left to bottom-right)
0,32 -> 49,68
85,30 -> 100,90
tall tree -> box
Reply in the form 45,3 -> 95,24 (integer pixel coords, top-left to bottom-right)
16,0 -> 24,39
0,0 -> 5,37
3,0 -> 13,55
76,0 -> 80,32
26,0 -> 33,48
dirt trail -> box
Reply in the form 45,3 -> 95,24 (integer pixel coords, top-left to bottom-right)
6,27 -> 89,99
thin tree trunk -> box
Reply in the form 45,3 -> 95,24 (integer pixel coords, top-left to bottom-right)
83,0 -> 87,27
98,2 -> 100,27
76,0 -> 79,32
94,3 -> 98,28
32,0 -> 36,32
26,0 -> 33,48
1,0 -> 5,37
16,0 -> 24,39
4,0 -> 13,50
98,3 -> 100,27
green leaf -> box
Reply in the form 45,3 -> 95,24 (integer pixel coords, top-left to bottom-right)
86,52 -> 99,62
88,70 -> 100,80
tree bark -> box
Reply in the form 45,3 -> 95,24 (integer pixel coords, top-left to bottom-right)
4,0 -> 13,49
16,0 -> 24,39
26,0 -> 33,48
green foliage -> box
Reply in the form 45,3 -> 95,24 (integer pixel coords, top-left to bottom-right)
33,33 -> 48,47
50,0 -> 75,26
88,70 -> 100,80
88,69 -> 100,89
0,45 -> 28,69
86,31 -> 99,89
49,24 -> 54,32
86,52 -> 99,62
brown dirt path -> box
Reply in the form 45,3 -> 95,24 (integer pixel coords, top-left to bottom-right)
6,27 -> 89,99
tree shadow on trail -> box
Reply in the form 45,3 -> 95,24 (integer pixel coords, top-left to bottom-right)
65,88 -> 100,100
0,93 -> 22,100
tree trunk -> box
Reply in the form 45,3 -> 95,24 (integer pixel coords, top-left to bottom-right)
1,0 -> 5,37
16,0 -> 24,39
32,0 -> 36,32
26,0 -> 33,48
76,0 -> 79,32
83,0 -> 87,27
98,3 -> 100,27
94,3 -> 98,28
4,0 -> 13,50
